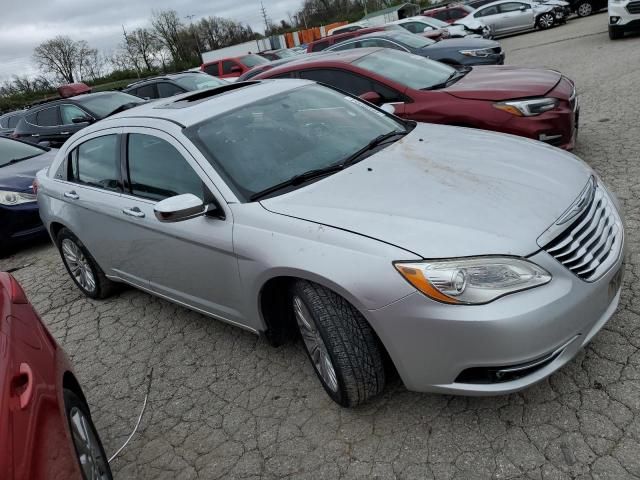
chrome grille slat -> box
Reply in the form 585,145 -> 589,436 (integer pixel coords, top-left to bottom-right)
542,181 -> 623,282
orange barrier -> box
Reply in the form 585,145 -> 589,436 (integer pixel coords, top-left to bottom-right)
284,22 -> 348,47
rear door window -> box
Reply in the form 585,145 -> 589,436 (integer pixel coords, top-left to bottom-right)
36,107 -> 60,127
476,6 -> 499,16
69,135 -> 120,191
299,69 -> 402,102
449,8 -> 469,19
432,10 -> 450,21
7,114 -> 22,128
310,40 -> 330,52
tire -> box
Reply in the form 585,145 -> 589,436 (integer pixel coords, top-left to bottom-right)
576,1 -> 593,16
56,228 -> 116,299
537,12 -> 555,29
291,280 -> 385,407
609,26 -> 624,39
63,389 -> 113,480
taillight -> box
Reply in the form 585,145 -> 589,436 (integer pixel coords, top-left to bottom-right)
32,178 -> 39,195
9,275 -> 29,304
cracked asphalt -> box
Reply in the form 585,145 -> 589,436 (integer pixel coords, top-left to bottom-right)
3,12 -> 640,479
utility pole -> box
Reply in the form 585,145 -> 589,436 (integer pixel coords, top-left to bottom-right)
185,14 -> 203,64
260,1 -> 270,34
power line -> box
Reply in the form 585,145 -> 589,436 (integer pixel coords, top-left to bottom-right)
260,1 -> 270,33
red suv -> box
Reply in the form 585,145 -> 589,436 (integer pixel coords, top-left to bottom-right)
423,4 -> 475,23
201,54 -> 270,80
253,48 -> 579,150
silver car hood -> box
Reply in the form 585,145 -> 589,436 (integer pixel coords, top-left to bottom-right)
261,124 -> 591,258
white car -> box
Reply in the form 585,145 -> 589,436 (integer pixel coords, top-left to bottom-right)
608,0 -> 640,38
390,15 -> 481,38
457,0 -> 558,37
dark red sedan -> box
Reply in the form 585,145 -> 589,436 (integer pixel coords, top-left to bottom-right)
0,272 -> 111,480
253,48 -> 579,150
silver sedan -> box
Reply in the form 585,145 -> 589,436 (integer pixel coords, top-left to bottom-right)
457,0 -> 558,36
36,80 -> 625,406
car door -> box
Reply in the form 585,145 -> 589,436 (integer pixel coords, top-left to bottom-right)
26,106 -> 65,147
134,83 -> 159,100
117,128 -> 244,323
474,5 -> 503,34
498,2 -> 535,31
51,128 -> 141,283
157,82 -> 186,98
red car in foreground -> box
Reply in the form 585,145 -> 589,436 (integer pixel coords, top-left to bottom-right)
0,272 -> 111,480
253,48 -> 579,150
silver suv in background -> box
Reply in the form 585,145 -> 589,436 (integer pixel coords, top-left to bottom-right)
608,0 -> 640,38
37,80 -> 625,406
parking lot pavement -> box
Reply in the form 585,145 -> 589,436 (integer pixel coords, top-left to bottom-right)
2,14 -> 640,480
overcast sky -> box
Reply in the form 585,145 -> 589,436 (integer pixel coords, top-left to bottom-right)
0,0 -> 301,82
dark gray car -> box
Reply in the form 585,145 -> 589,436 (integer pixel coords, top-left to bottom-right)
326,30 -> 504,66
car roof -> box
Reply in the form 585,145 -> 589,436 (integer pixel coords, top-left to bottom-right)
476,0 -> 532,7
125,72 -> 208,88
259,49 -> 378,74
25,91 -> 123,112
103,79 -> 318,128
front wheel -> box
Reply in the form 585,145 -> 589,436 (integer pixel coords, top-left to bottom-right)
64,389 -> 113,480
576,1 -> 593,16
292,280 -> 385,407
537,12 -> 555,29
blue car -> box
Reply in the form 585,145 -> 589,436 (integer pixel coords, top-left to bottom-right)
0,137 -> 57,254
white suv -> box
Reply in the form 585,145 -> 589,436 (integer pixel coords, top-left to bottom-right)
608,0 -> 640,38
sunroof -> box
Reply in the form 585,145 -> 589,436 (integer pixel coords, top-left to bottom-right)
157,81 -> 260,109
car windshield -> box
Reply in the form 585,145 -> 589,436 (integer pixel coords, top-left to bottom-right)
386,31 -> 435,48
419,17 -> 449,28
185,84 -> 406,200
275,49 -> 297,58
75,92 -> 144,118
240,55 -> 270,68
173,74 -> 227,91
354,49 -> 456,90
0,137 -> 45,167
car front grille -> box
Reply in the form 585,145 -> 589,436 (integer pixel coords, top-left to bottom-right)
541,180 -> 623,282
627,1 -> 640,14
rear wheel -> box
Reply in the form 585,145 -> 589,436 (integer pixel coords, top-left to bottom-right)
292,280 -> 385,407
537,12 -> 555,29
64,389 -> 112,480
57,228 -> 116,299
576,1 -> 593,16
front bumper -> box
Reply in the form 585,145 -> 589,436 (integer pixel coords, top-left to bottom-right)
609,1 -> 640,25
0,202 -> 46,247
366,246 -> 625,395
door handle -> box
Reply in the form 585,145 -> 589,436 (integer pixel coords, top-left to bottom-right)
64,191 -> 79,200
12,363 -> 34,409
60,131 -> 70,135
31,134 -> 40,138
123,207 -> 145,218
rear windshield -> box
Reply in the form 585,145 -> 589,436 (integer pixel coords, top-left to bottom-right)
240,55 -> 270,68
75,92 -> 144,118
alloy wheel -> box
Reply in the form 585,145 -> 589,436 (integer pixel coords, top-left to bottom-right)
69,407 -> 110,480
539,13 -> 554,28
293,295 -> 339,393
61,239 -> 96,293
578,2 -> 592,16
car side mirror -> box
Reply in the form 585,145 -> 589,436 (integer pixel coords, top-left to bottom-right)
423,26 -> 435,32
37,141 -> 52,148
359,91 -> 383,105
154,193 -> 206,223
230,66 -> 242,74
72,116 -> 93,124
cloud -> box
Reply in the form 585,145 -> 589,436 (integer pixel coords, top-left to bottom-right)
0,0 -> 301,82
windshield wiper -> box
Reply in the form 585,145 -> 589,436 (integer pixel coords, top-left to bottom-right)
249,130 -> 408,201
424,68 -> 470,91
2,154 -> 41,166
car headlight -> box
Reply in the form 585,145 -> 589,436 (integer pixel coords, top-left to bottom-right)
493,97 -> 559,117
0,191 -> 37,206
459,47 -> 494,57
394,257 -> 551,305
